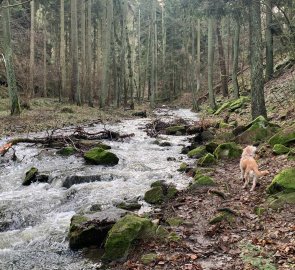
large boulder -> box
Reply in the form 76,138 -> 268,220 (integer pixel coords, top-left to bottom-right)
68,209 -> 126,250
84,147 -> 119,166
102,215 -> 154,261
268,123 -> 295,147
144,181 -> 178,204
236,116 -> 279,144
190,172 -> 215,189
267,168 -> 295,194
213,142 -> 242,160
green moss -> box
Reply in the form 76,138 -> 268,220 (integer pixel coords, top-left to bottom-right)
165,125 -> 186,135
57,146 -> 76,156
209,211 -> 235,225
144,186 -> 164,204
219,121 -> 232,129
168,232 -> 181,242
214,96 -> 249,115
266,192 -> 295,209
254,206 -> 266,216
83,147 -> 119,166
141,253 -> 158,265
150,180 -> 165,188
116,202 -> 141,211
102,215 -> 153,261
213,142 -> 242,159
166,217 -> 184,227
214,100 -> 232,115
187,146 -> 207,158
272,144 -> 290,155
23,167 -> 38,186
190,174 -> 215,189
197,153 -> 217,166
155,225 -> 169,239
177,162 -> 188,172
166,185 -> 178,199
268,123 -> 295,146
267,168 -> 295,194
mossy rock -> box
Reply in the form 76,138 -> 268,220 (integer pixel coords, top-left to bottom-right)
166,217 -> 184,227
57,146 -> 76,156
205,142 -> 219,153
213,142 -> 242,160
268,123 -> 295,147
144,186 -> 165,204
68,214 -> 114,250
155,225 -> 169,239
166,185 -> 178,199
159,141 -> 172,147
214,100 -> 232,115
168,232 -> 181,242
165,125 -> 186,135
84,147 -> 119,166
177,162 -> 188,172
197,153 -> 217,166
187,146 -> 208,158
254,206 -> 266,216
150,180 -> 166,188
266,192 -> 295,209
116,202 -> 141,211
190,174 -> 215,189
272,144 -> 290,155
236,116 -> 279,144
141,253 -> 158,265
23,167 -> 38,186
102,215 -> 153,261
214,96 -> 249,115
209,211 -> 235,225
266,168 -> 295,194
219,121 -> 232,129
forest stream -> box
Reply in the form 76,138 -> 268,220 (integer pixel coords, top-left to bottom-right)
0,108 -> 198,270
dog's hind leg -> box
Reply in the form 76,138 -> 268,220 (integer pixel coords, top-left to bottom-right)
243,169 -> 250,189
250,173 -> 257,192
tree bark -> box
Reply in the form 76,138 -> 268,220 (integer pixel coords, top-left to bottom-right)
60,0 -> 66,102
249,0 -> 267,119
43,12 -> 47,97
265,0 -> 274,81
207,17 -> 216,110
2,0 -> 21,115
232,15 -> 240,99
29,0 -> 35,98
86,0 -> 93,107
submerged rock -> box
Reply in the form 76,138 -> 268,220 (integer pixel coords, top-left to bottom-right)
57,146 -> 76,156
22,167 -> 49,186
115,200 -> 141,211
213,142 -> 242,160
268,123 -> 295,147
84,147 -> 119,166
177,162 -> 188,172
102,214 -> 154,261
62,175 -> 104,188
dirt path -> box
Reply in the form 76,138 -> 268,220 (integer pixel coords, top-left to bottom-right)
108,150 -> 295,270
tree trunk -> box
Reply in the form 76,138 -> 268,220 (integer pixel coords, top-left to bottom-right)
265,0 -> 274,81
207,17 -> 216,110
70,0 -> 81,105
2,1 -> 21,115
232,15 -> 240,99
196,19 -> 201,104
191,21 -> 198,111
43,13 -> 47,97
81,0 -> 86,103
249,0 -> 267,119
60,0 -> 66,102
150,0 -> 156,108
216,19 -> 228,97
29,0 -> 35,98
86,0 -> 93,107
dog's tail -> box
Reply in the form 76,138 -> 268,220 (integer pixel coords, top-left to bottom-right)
252,167 -> 269,177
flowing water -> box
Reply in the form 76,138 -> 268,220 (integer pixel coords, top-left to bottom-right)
0,108 -> 198,270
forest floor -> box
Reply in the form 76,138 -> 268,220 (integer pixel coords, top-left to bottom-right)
0,66 -> 294,270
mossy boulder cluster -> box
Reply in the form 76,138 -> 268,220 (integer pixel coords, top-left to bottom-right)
213,142 -> 242,160
189,171 -> 215,189
83,147 -> 119,166
187,145 -> 207,158
272,144 -> 290,155
235,116 -> 279,144
144,181 -> 178,204
197,153 -> 217,166
214,96 -> 249,115
102,215 -> 154,261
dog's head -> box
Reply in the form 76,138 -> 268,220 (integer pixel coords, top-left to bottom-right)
242,145 -> 257,158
